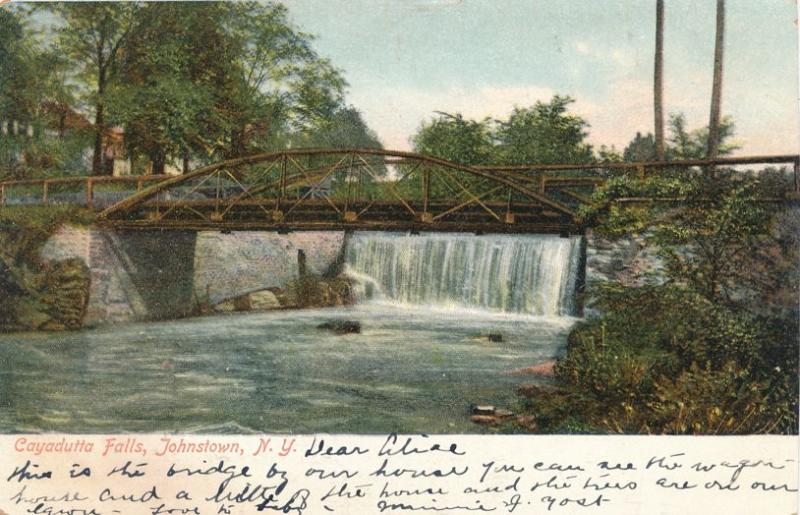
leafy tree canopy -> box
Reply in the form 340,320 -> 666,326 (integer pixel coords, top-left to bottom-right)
411,112 -> 494,166
411,95 -> 594,166
495,95 -> 593,165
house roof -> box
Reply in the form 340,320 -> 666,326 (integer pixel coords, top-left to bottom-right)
40,101 -> 93,132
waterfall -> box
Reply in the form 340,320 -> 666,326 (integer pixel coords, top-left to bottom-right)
345,232 -> 582,316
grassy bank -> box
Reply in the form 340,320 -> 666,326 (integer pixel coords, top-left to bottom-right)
512,284 -> 797,434
506,171 -> 799,435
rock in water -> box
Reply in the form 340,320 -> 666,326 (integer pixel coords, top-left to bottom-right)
472,405 -> 495,415
472,333 -> 503,342
317,320 -> 361,334
249,290 -> 281,310
470,415 -> 499,425
501,361 -> 557,377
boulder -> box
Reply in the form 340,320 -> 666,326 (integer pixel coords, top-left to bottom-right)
214,299 -> 237,312
249,290 -> 281,310
317,320 -> 361,334
472,405 -> 496,415
470,415 -> 499,425
503,360 -> 556,377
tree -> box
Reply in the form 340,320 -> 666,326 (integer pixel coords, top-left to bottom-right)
46,3 -> 138,175
0,7 -> 33,123
495,95 -> 593,165
295,106 -> 382,150
597,145 -> 623,163
411,112 -> 494,166
114,1 -> 349,171
411,96 -> 594,166
653,0 -> 665,160
651,178 -> 777,306
114,2 -> 235,173
222,2 -> 346,158
623,132 -> 657,162
0,7 -> 87,179
668,113 -> 738,160
707,0 -> 725,161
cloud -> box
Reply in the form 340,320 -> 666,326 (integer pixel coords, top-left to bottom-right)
576,66 -> 799,155
573,40 -> 636,68
349,70 -> 798,156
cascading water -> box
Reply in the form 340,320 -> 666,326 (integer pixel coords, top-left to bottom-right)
344,232 -> 582,316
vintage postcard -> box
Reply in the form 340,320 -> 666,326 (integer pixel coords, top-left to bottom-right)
0,0 -> 797,513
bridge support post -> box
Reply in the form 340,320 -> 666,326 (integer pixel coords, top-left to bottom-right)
794,157 -> 800,195
279,155 -> 288,204
86,179 -> 93,210
422,168 -> 430,214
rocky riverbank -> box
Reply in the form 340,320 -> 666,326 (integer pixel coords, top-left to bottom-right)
1,257 -> 92,333
0,207 -> 94,333
210,273 -> 355,314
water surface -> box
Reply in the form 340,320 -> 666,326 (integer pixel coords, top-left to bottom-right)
0,305 -> 572,434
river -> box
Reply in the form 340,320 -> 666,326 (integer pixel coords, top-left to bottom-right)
0,232 -> 581,434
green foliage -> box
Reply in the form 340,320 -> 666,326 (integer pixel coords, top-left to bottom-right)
577,173 -> 697,233
522,283 -> 798,434
596,145 -> 623,163
0,206 -> 94,268
111,2 -> 233,168
666,113 -> 739,159
412,112 -> 495,166
0,6 -> 87,178
619,114 -> 739,164
411,96 -> 593,166
651,178 -> 777,305
585,173 -> 782,307
623,132 -> 657,162
517,170 -> 798,435
293,106 -> 382,150
108,1 -> 353,167
495,95 -> 593,165
0,7 -> 37,121
45,2 -> 138,90
6,2 -> 365,176
0,206 -> 93,331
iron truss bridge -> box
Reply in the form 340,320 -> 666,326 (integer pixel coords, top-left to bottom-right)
1,149 -> 797,234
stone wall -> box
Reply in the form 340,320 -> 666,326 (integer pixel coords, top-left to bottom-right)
193,231 -> 346,305
42,226 -> 132,325
583,229 -> 664,317
41,227 -> 197,325
41,228 -> 347,326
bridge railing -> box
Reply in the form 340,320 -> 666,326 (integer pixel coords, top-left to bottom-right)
0,175 -> 171,209
477,154 -> 800,200
2,154 -> 798,214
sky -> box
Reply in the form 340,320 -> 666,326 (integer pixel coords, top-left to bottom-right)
283,0 -> 800,155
